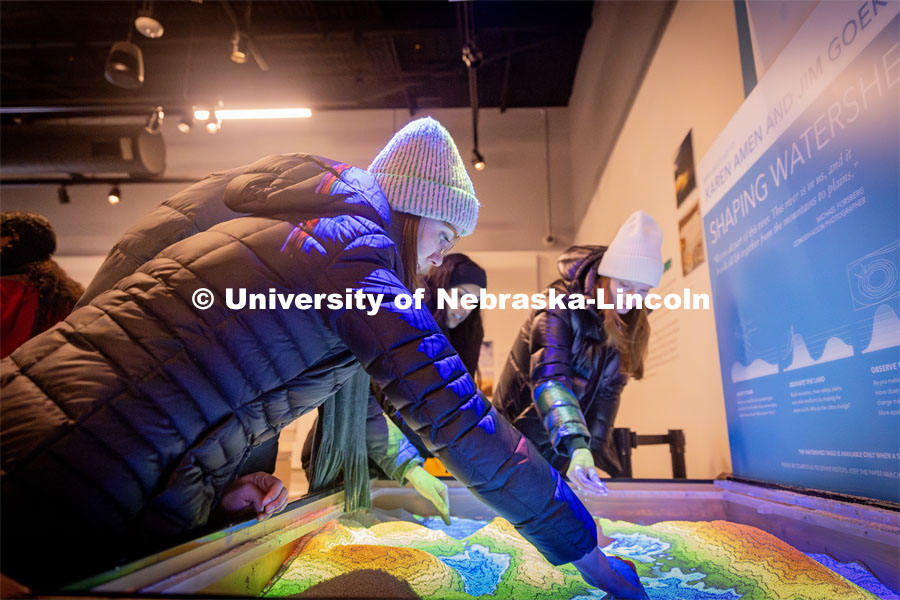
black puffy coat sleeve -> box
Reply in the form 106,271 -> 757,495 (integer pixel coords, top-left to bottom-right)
586,375 -> 627,476
527,300 -> 592,457
301,168 -> 597,566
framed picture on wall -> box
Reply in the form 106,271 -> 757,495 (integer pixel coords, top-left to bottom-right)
673,130 -> 697,208
679,201 -> 705,276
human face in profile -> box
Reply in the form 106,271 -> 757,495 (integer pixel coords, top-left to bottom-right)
446,283 -> 482,329
610,278 -> 651,314
416,218 -> 459,276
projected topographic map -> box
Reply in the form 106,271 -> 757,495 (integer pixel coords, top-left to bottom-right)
262,515 -> 888,599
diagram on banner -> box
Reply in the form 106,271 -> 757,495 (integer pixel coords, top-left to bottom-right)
731,358 -> 779,383
847,241 -> 900,310
862,304 -> 900,354
734,317 -> 757,358
730,318 -> 780,383
784,325 -> 855,372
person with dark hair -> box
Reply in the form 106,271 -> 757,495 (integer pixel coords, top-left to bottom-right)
1,211 -> 84,358
301,252 -> 488,520
373,252 -> 487,456
494,211 -> 663,495
424,252 -> 487,375
0,119 -> 647,598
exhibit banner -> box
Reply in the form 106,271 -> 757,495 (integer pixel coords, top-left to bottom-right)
697,1 -> 899,502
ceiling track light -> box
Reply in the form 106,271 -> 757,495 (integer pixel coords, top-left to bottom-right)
105,41 -> 144,89
205,116 -> 221,134
220,0 -> 269,72
461,3 -> 484,174
177,113 -> 194,134
230,30 -> 248,64
57,185 -> 70,204
107,185 -> 121,205
145,106 -> 164,134
461,42 -> 483,70
199,100 -> 223,133
472,148 -> 486,171
135,1 -> 164,39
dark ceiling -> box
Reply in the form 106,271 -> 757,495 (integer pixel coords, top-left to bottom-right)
0,0 -> 594,119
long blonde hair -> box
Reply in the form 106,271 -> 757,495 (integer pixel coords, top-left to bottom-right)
599,276 -> 650,380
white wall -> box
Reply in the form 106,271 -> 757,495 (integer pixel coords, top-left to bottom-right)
570,0 -> 749,479
568,0 -> 673,225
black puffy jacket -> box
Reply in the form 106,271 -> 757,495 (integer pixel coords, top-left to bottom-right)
494,246 -> 628,477
1,155 -> 595,587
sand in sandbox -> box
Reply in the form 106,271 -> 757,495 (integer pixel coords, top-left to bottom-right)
296,569 -> 420,599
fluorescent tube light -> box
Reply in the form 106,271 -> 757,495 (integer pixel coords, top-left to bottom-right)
193,108 -> 311,121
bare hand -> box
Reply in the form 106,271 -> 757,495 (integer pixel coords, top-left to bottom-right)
218,472 -> 289,521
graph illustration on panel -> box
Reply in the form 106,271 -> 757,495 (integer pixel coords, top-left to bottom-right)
783,324 -> 855,372
847,241 -> 899,311
731,317 -> 779,383
861,304 -> 900,353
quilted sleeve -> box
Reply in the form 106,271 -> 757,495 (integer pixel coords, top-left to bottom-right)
528,306 -> 591,456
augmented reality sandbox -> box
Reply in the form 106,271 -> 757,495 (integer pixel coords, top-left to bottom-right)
68,478 -> 898,599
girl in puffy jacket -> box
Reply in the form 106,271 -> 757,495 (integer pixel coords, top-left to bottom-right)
372,251 -> 488,450
425,252 -> 487,375
301,252 -> 488,521
494,210 -> 663,495
0,119 -> 646,598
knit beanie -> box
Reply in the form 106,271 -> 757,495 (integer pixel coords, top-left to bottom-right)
448,255 -> 487,289
368,117 -> 480,236
597,210 -> 664,287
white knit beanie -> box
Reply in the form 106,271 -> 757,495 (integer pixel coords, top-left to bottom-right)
597,210 -> 664,287
368,117 -> 480,236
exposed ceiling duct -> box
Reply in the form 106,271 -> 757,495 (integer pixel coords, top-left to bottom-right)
1,124 -> 165,176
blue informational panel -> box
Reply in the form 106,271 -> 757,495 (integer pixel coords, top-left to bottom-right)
698,1 -> 899,503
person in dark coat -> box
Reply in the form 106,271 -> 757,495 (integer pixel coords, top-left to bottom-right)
494,210 -> 663,494
301,253 -> 488,517
372,252 -> 487,456
424,252 -> 487,375
0,119 -> 647,598
0,211 -> 83,357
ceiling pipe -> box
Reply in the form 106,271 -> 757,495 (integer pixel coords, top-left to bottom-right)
1,123 -> 166,176
1,176 -> 199,188
0,104 -> 188,117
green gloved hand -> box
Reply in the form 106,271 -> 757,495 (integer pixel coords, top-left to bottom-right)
406,465 -> 451,525
566,448 -> 609,496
